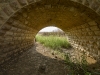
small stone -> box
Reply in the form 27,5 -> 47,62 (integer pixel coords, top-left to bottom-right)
52,52 -> 54,55
55,56 -> 57,58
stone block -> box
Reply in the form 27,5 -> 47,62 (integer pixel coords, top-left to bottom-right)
5,57 -> 11,61
0,12 -> 8,25
1,53 -> 8,58
88,21 -> 97,26
17,0 -> 28,6
10,27 -> 18,31
0,30 -> 5,36
10,0 -> 21,11
88,31 -> 94,35
0,59 -> 4,64
77,0 -> 83,3
27,0 -> 35,3
96,6 -> 100,15
5,37 -> 13,41
5,31 -> 14,36
83,23 -> 89,28
86,28 -> 91,31
22,13 -> 28,18
1,25 -> 11,31
94,31 -> 100,35
90,26 -> 100,31
2,4 -> 14,16
90,0 -> 99,10
98,50 -> 100,55
81,24 -> 86,28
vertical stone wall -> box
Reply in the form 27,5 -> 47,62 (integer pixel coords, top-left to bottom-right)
0,20 -> 35,65
66,21 -> 100,60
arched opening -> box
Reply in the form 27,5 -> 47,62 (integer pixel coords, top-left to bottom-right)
35,26 -> 72,56
34,26 -> 99,75
0,0 -> 100,75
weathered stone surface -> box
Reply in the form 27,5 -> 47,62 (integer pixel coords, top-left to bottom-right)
10,0 -> 21,11
90,26 -> 100,31
2,4 -> 14,16
0,0 -> 100,65
94,31 -> 100,35
17,0 -> 28,6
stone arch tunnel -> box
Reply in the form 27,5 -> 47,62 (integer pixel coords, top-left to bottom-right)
0,0 -> 100,65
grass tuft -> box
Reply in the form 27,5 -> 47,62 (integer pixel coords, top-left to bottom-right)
36,35 -> 71,50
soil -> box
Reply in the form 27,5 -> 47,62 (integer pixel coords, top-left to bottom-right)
0,42 -> 100,75
0,42 -> 69,75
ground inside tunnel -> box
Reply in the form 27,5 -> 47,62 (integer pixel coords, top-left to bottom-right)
0,42 -> 100,75
0,42 -> 69,75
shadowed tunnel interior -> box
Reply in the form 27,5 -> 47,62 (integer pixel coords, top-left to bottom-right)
0,0 -> 100,69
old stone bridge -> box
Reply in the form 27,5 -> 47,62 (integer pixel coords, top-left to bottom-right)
0,0 -> 100,65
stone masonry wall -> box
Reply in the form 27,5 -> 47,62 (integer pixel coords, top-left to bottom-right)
0,22 -> 35,64
66,21 -> 100,60
0,0 -> 100,65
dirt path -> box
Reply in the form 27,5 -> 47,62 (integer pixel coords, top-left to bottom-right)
0,42 -> 68,75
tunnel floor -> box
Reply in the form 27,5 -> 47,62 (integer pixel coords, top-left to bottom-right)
0,42 -> 68,75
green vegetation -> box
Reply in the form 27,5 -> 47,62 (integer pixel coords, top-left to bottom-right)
64,53 -> 92,75
36,34 -> 71,51
36,34 -> 92,75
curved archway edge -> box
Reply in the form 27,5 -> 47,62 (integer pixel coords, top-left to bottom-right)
0,0 -> 100,64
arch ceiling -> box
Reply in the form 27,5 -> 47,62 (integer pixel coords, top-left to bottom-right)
0,0 -> 100,64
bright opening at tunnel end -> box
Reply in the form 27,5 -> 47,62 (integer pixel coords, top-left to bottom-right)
39,26 -> 63,32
